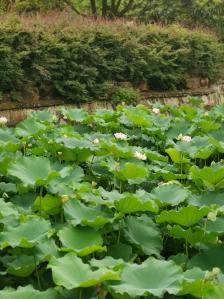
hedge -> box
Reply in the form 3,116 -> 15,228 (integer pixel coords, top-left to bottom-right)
0,16 -> 223,103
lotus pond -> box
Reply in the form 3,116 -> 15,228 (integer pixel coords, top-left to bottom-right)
1,101 -> 224,298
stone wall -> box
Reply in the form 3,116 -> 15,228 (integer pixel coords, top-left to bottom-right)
1,81 -> 224,125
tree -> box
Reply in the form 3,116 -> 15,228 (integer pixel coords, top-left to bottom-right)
69,0 -> 141,18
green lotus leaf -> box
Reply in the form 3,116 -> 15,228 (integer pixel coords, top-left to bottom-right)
34,238 -> 60,262
48,252 -> 120,289
0,182 -> 17,193
152,182 -> 189,206
8,156 -> 59,186
101,141 -> 133,159
169,225 -> 217,246
0,128 -> 20,152
156,205 -> 210,227
11,192 -> 36,213
145,149 -> 168,162
206,216 -> 224,235
178,267 -> 214,298
15,118 -> 46,137
0,286 -> 61,299
205,284 -> 224,299
114,162 -> 148,181
122,107 -> 152,127
107,243 -> 132,262
64,199 -> 114,228
166,148 -> 189,163
212,103 -> 224,117
90,256 -> 125,272
175,136 -> 214,160
48,166 -> 84,196
115,192 -> 158,214
190,163 -> 224,190
4,255 -> 35,277
33,194 -> 62,215
60,107 -> 89,122
0,218 -> 50,249
110,257 -> 183,297
199,120 -> 220,133
58,225 -> 105,256
0,198 -> 19,219
189,245 -> 224,271
0,152 -> 15,175
150,164 -> 187,181
151,114 -> 171,131
188,191 -> 224,207
122,215 -> 162,257
56,137 -> 94,162
166,118 -> 193,139
29,110 -> 56,123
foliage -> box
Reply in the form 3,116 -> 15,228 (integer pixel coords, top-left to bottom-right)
1,102 -> 224,297
134,0 -> 224,37
0,17 -> 223,102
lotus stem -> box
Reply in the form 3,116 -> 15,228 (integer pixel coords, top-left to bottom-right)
33,255 -> 42,290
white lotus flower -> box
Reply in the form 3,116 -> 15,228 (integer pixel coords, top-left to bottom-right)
134,151 -> 147,161
114,132 -> 127,140
0,116 -> 7,126
178,134 -> 192,142
182,135 -> 192,142
212,267 -> 221,276
207,211 -> 217,222
93,138 -> 100,144
152,108 -> 160,115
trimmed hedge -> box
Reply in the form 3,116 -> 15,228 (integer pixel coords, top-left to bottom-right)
0,16 -> 223,102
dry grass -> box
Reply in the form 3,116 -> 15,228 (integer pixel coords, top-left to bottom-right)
0,10 -> 215,36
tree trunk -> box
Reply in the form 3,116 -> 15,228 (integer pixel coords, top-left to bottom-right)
90,0 -> 97,17
102,0 -> 108,17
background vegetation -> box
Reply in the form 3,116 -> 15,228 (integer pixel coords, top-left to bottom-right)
0,15 -> 223,103
1,0 -> 224,36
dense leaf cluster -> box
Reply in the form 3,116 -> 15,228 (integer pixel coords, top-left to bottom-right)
1,101 -> 224,298
0,19 -> 223,102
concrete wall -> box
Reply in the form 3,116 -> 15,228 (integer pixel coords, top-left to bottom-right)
1,81 -> 224,125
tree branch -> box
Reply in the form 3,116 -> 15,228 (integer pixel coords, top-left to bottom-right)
115,0 -> 122,15
64,0 -> 86,16
118,0 -> 135,17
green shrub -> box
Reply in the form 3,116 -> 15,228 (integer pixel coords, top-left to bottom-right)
0,17 -> 223,103
111,86 -> 141,104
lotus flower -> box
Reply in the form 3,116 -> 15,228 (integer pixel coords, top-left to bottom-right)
0,116 -> 7,126
114,132 -> 127,140
134,151 -> 147,161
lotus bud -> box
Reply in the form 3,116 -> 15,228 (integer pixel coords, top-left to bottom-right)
204,271 -> 213,281
61,195 -> 69,204
93,138 -> 100,144
2,192 -> 9,198
207,211 -> 217,222
212,267 -> 221,276
92,181 -> 97,187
